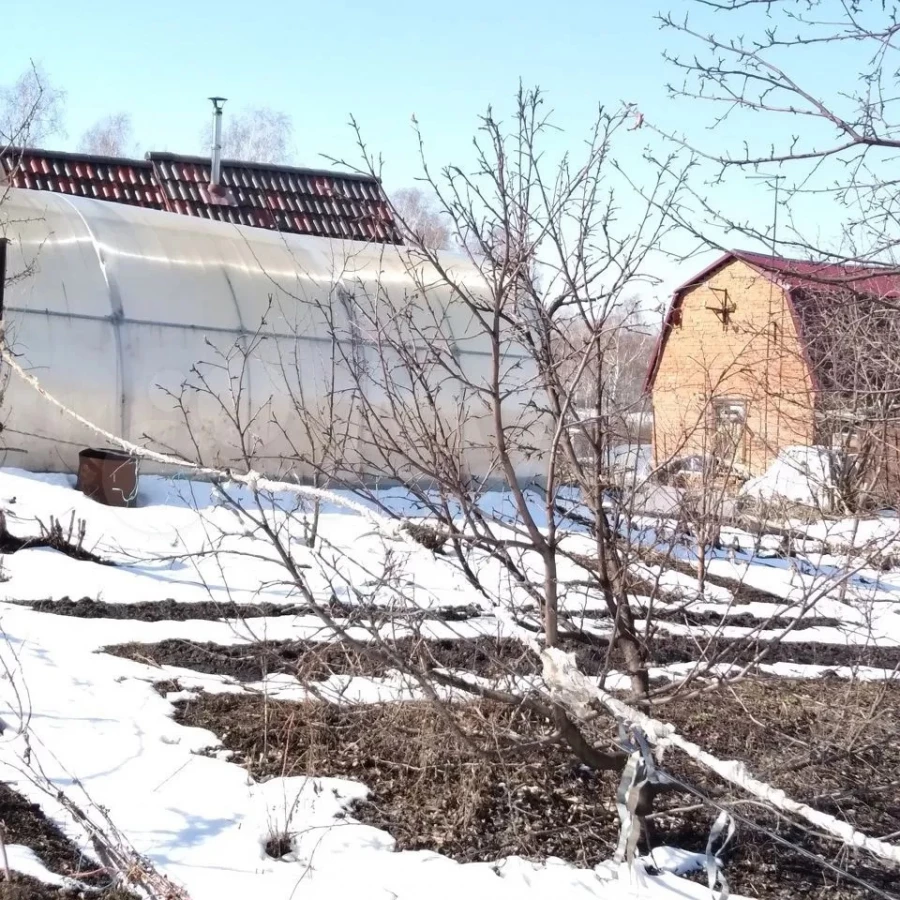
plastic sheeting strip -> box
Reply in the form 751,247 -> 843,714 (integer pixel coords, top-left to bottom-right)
705,810 -> 736,900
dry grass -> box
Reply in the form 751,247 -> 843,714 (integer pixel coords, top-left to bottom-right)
177,695 -> 622,864
175,679 -> 900,899
0,782 -> 136,899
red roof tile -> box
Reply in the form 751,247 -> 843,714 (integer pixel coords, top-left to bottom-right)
148,152 -> 399,243
0,147 -> 400,244
1,148 -> 164,210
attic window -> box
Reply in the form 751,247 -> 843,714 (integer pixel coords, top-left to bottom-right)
713,397 -> 747,426
710,396 -> 748,464
706,287 -> 736,329
670,307 -> 683,328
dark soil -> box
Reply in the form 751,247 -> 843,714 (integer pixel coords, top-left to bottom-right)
0,782 -> 132,897
645,609 -> 841,630
106,635 -> 534,683
578,630 -> 900,673
24,597 -> 327,622
567,564 -> 843,629
0,874 -> 65,900
151,678 -> 190,696
658,679 -> 900,899
565,606 -> 842,632
107,630 -> 900,685
575,549 -> 802,607
0,783 -> 102,887
0,516 -> 109,566
705,573 -> 799,606
557,631 -> 900,675
0,876 -> 134,900
638,632 -> 900,671
639,550 -> 794,605
177,695 -> 623,863
264,833 -> 293,859
25,597 -> 486,624
175,679 -> 900,899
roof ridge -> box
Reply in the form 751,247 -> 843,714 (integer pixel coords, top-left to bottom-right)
145,151 -> 382,184
732,248 -> 896,272
1,146 -> 153,168
1,147 -> 383,185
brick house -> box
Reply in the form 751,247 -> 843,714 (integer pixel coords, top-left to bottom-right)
645,250 -> 900,483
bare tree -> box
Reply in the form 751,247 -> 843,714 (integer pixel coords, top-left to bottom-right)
203,106 -> 294,164
0,63 -> 65,149
78,112 -> 135,157
315,89 -> 696,704
6,78 -> 899,893
654,0 -> 900,265
646,1 -> 900,504
391,186 -> 452,250
792,287 -> 900,507
155,86 -> 888,724
160,87 -> 692,720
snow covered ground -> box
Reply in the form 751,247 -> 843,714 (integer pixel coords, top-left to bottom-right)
0,468 -> 898,899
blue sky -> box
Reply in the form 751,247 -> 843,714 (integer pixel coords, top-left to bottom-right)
0,0 -> 865,308
3,0 -> 674,169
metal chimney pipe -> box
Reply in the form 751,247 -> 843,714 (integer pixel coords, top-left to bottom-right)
209,97 -> 227,187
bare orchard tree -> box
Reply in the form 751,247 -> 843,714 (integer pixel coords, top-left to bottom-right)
201,106 -> 294,164
5,82 -> 900,889
163,88 -> 692,721
391,186 -> 453,250
0,62 -> 65,150
648,1 -> 900,505
78,112 -> 136,157
313,88 -> 700,704
159,86 -> 888,720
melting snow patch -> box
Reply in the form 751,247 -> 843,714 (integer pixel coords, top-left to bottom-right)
4,844 -> 77,887
741,446 -> 837,508
0,466 -> 886,900
647,846 -> 705,875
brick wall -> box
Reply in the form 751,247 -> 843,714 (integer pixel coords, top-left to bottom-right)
651,258 -> 815,474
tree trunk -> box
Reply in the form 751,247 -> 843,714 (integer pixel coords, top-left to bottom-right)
615,604 -> 650,704
543,549 -> 560,647
696,544 -> 707,594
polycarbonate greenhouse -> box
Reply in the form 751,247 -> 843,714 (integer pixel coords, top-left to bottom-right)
0,187 -> 539,480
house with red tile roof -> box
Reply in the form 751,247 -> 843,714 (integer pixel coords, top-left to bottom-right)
646,250 -> 900,493
0,147 -> 400,243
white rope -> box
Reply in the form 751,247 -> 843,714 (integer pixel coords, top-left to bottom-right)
541,647 -> 900,867
15,339 -> 896,866
0,342 -> 543,640
0,343 -> 403,537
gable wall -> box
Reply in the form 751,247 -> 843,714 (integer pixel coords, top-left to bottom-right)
651,258 -> 815,474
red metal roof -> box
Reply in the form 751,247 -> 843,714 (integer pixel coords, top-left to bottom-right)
644,249 -> 900,394
732,250 -> 900,299
1,147 -> 400,243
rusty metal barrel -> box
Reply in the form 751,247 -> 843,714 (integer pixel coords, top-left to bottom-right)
75,448 -> 139,508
